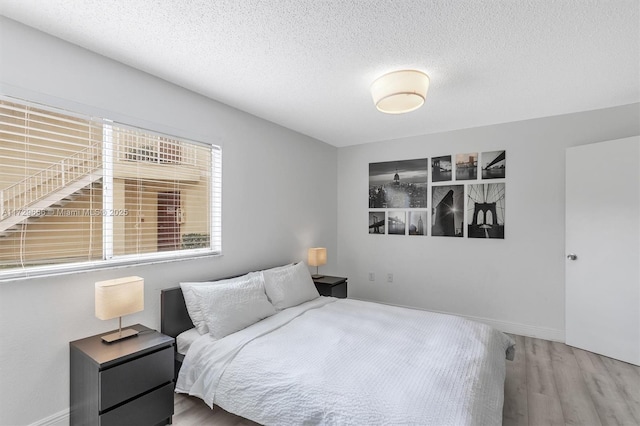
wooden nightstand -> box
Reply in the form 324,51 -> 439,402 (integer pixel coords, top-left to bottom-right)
313,275 -> 348,298
70,324 -> 175,426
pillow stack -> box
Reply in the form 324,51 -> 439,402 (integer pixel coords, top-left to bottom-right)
180,262 -> 320,340
262,261 -> 320,311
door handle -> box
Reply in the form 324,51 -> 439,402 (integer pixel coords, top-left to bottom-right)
567,253 -> 578,261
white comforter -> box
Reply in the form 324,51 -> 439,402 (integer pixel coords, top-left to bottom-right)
176,297 -> 514,426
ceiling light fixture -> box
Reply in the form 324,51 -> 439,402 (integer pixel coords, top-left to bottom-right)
370,70 -> 430,114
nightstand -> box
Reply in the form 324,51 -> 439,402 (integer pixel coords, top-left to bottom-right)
313,275 -> 348,298
70,324 -> 175,426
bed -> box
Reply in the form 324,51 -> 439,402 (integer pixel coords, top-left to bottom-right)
161,263 -> 514,425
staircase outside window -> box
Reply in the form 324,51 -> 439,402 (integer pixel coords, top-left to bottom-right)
0,97 -> 221,278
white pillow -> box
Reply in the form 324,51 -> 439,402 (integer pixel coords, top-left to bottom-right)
261,263 -> 293,274
180,272 -> 261,334
190,273 -> 276,340
262,261 -> 320,310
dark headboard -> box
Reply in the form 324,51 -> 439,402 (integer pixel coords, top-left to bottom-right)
160,286 -> 193,338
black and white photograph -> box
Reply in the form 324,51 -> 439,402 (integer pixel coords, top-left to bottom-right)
467,183 -> 505,239
456,153 -> 478,180
369,159 -> 428,208
368,211 -> 386,234
387,211 -> 406,235
432,155 -> 452,182
431,185 -> 464,237
408,211 -> 428,236
481,150 -> 506,179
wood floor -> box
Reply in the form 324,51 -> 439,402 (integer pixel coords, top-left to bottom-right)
172,334 -> 640,426
173,394 -> 259,426
503,334 -> 639,426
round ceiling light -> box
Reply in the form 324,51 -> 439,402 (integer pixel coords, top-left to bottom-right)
370,70 -> 430,114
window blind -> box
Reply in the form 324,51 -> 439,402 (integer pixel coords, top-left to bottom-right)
0,98 -> 221,279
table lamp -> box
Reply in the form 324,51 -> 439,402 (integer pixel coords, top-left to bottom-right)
308,247 -> 327,279
95,276 -> 144,343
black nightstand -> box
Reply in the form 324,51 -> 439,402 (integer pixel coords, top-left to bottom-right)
70,324 -> 175,426
313,275 -> 348,298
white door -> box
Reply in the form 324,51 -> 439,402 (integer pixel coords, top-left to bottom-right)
566,136 -> 640,366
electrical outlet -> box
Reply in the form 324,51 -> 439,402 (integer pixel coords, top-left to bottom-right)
368,272 -> 375,281
387,273 -> 393,283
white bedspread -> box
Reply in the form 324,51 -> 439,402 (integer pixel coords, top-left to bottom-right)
176,297 -> 514,426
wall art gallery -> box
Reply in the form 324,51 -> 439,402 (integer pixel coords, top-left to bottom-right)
368,150 -> 505,239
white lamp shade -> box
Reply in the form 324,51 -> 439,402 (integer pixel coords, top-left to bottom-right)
95,276 -> 144,320
371,70 -> 430,114
307,248 -> 327,267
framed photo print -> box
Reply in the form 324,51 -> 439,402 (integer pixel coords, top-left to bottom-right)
431,185 -> 464,237
481,150 -> 506,179
408,211 -> 428,236
455,153 -> 478,180
388,211 -> 407,235
432,155 -> 452,182
369,159 -> 428,208
369,211 -> 386,234
467,183 -> 505,238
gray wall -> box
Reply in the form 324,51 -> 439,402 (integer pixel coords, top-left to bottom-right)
336,103 -> 640,340
0,18 -> 337,425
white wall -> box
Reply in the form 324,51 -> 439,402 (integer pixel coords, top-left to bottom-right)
337,104 -> 640,340
0,18 -> 337,426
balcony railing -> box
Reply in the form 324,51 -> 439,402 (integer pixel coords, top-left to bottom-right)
115,134 -> 198,167
1,142 -> 102,219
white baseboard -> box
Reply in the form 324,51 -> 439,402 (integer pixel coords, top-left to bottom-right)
29,409 -> 69,426
458,312 -> 565,342
350,297 -> 565,342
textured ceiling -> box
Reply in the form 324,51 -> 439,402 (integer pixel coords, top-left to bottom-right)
1,1 -> 638,147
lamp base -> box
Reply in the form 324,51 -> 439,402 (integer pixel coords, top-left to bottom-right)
311,274 -> 325,279
101,328 -> 139,343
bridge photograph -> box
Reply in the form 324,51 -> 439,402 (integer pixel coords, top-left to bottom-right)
455,152 -> 478,181
481,150 -> 506,179
368,211 -> 386,234
432,155 -> 452,182
388,211 -> 406,235
467,183 -> 505,239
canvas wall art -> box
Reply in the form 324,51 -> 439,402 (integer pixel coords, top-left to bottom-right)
431,185 -> 464,237
432,156 -> 452,182
408,211 -> 428,236
369,211 -> 386,234
369,159 -> 428,208
467,183 -> 505,238
481,150 -> 506,179
388,211 -> 406,235
368,150 -> 505,240
455,153 -> 478,180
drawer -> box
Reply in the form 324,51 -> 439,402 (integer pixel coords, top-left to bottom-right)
330,282 -> 347,298
100,346 -> 173,410
315,281 -> 347,298
100,382 -> 174,426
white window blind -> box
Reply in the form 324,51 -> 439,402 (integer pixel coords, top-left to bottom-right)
0,98 -> 221,280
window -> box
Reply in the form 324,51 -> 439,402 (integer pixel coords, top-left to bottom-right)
0,97 -> 221,279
